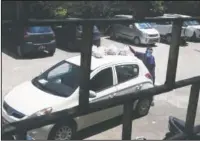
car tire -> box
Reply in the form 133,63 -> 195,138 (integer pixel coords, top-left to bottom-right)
191,32 -> 197,41
17,45 -> 25,58
163,132 -> 174,140
48,122 -> 76,140
135,98 -> 152,117
166,34 -> 172,44
110,30 -> 118,40
133,37 -> 141,45
49,49 -> 56,56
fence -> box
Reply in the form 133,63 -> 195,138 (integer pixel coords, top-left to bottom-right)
2,2 -> 200,140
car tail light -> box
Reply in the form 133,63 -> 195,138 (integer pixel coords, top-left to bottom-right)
145,73 -> 153,80
24,28 -> 29,38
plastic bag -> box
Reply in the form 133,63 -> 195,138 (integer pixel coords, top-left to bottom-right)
118,45 -> 130,56
92,45 -> 104,58
105,44 -> 119,55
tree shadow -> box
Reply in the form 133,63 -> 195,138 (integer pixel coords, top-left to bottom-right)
105,37 -> 158,48
194,49 -> 200,53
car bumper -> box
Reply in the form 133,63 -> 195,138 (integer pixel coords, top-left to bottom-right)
21,41 -> 56,54
141,37 -> 160,44
2,109 -> 54,140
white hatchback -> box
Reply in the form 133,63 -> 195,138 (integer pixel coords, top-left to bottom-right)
2,55 -> 154,140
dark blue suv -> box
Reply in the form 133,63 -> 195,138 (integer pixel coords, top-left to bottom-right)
16,26 -> 56,58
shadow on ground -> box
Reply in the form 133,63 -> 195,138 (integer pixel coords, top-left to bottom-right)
2,37 -> 53,60
75,114 -> 141,140
194,49 -> 200,53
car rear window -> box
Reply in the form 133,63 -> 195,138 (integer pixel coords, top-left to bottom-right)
27,26 -> 53,33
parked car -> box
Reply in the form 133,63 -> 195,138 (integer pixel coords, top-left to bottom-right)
11,26 -> 56,58
53,17 -> 101,51
150,14 -> 187,44
2,54 -> 154,140
183,20 -> 200,41
110,15 -> 160,45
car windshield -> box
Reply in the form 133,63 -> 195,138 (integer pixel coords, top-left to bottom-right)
183,20 -> 200,26
32,61 -> 80,97
27,26 -> 53,33
136,23 -> 153,29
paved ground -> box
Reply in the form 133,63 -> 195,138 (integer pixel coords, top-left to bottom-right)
2,38 -> 200,140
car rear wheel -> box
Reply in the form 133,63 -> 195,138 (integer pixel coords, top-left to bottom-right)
110,31 -> 118,40
191,32 -> 197,41
48,122 -> 76,140
135,99 -> 152,117
17,46 -> 25,58
133,37 -> 141,45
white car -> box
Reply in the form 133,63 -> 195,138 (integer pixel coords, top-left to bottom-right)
150,14 -> 187,44
183,20 -> 200,41
111,15 -> 160,45
2,54 -> 154,140
163,14 -> 200,41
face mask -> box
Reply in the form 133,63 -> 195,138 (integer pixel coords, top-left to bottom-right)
146,50 -> 152,57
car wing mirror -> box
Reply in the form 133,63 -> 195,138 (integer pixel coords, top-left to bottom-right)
129,24 -> 133,29
89,90 -> 97,98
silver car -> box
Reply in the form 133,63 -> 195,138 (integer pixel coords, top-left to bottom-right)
110,15 -> 160,45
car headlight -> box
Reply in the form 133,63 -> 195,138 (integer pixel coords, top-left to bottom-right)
29,107 -> 53,118
143,33 -> 148,37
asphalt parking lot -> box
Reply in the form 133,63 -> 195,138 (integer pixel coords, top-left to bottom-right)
2,38 -> 200,139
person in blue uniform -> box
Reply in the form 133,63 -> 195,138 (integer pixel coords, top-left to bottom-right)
129,46 -> 156,106
129,46 -> 156,84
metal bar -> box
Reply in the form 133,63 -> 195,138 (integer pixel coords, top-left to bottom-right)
78,24 -> 93,113
122,101 -> 133,140
2,17 -> 200,26
165,20 -> 182,88
2,76 -> 200,136
185,83 -> 200,135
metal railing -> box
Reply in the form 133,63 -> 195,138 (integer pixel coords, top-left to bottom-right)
2,2 -> 200,140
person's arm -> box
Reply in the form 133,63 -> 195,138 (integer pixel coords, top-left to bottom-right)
129,46 -> 144,58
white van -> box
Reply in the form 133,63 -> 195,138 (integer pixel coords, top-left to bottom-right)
150,14 -> 187,44
178,14 -> 200,41
110,15 -> 160,45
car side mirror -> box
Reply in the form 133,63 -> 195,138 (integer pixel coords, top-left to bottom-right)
89,90 -> 97,98
129,24 -> 133,29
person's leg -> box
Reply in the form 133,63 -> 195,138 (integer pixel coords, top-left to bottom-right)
93,39 -> 100,47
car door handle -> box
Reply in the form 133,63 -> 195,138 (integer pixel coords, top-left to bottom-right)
109,93 -> 117,99
136,84 -> 142,90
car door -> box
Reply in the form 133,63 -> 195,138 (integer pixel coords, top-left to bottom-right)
112,63 -> 143,116
76,66 -> 118,129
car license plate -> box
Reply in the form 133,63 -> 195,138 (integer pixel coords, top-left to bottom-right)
38,45 -> 46,51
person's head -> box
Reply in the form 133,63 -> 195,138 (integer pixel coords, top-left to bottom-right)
146,47 -> 153,57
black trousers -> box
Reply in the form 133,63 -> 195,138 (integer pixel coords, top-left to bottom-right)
93,39 -> 101,47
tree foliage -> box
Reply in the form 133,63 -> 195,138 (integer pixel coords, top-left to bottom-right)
2,1 -> 200,20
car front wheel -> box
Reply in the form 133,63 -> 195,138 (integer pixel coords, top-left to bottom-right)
48,123 -> 75,140
49,49 -> 56,56
135,98 -> 152,117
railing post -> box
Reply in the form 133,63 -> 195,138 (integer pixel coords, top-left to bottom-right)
79,23 -> 93,113
185,83 -> 200,136
122,101 -> 133,140
165,19 -> 183,88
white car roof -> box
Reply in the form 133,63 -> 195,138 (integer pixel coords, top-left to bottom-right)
114,15 -> 133,19
66,55 -> 140,70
